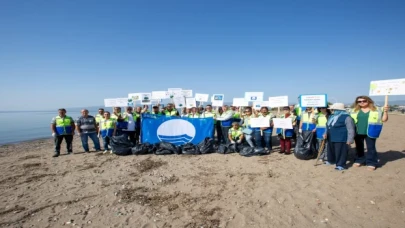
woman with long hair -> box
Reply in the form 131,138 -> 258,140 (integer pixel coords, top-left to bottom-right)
350,96 -> 388,171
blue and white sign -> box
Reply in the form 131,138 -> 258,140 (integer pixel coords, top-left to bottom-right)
299,94 -> 328,107
141,114 -> 214,145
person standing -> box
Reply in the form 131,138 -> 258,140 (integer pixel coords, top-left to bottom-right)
216,105 -> 234,144
111,107 -> 127,136
95,108 -> 104,125
164,103 -> 179,116
276,106 -> 296,154
241,107 -> 255,147
76,109 -> 101,152
253,107 -> 274,151
134,106 -> 143,144
324,103 -> 355,171
350,96 -> 388,171
51,108 -> 75,157
313,107 -> 331,162
203,105 -> 217,139
299,107 -> 316,134
98,111 -> 116,153
123,107 -> 137,145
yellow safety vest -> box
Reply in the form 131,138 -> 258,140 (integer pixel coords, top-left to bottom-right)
350,108 -> 383,138
229,127 -> 243,139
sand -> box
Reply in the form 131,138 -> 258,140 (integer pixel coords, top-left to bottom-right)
1,114 -> 405,228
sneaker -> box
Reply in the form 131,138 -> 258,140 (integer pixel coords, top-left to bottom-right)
103,150 -> 108,154
110,150 -> 113,154
53,153 -> 59,158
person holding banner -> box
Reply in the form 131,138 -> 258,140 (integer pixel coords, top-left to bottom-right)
98,111 -> 116,153
241,107 -> 255,147
122,107 -> 137,145
188,107 -> 201,118
164,103 -> 180,116
325,103 -> 355,171
253,107 -> 274,151
350,96 -> 389,171
299,107 -> 316,134
313,107 -> 331,162
203,105 -> 217,139
276,106 -> 297,154
151,106 -> 162,116
111,107 -> 127,136
216,105 -> 234,144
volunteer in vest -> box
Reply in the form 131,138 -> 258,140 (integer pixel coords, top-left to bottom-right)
111,107 -> 127,136
181,107 -> 188,117
276,106 -> 297,154
98,111 -> 116,153
123,107 -> 137,145
228,122 -> 244,144
151,106 -> 162,116
324,103 -> 355,171
51,108 -> 75,157
299,107 -> 316,133
95,108 -> 104,126
164,103 -> 179,116
216,107 -> 224,143
253,107 -> 274,151
312,107 -> 331,162
76,109 -> 101,153
134,106 -> 143,144
203,105 -> 217,139
198,106 -> 204,115
188,107 -> 200,118
216,105 -> 234,144
241,107 -> 255,147
351,96 -> 388,171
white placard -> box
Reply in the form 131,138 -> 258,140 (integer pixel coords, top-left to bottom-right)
273,118 -> 293,129
152,91 -> 169,99
195,93 -> 209,102
253,101 -> 270,110
168,88 -> 183,98
186,98 -> 196,108
250,118 -> 270,128
268,96 -> 289,107
211,94 -> 224,107
140,93 -> 152,105
104,98 -> 129,107
128,93 -> 141,101
233,98 -> 249,107
369,78 -> 405,96
245,92 -> 264,102
181,90 -> 193,98
173,96 -> 186,108
300,94 -> 327,107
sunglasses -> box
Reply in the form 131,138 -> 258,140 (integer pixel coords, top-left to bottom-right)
357,100 -> 368,103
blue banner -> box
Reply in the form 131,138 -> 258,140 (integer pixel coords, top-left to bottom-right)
141,114 -> 214,145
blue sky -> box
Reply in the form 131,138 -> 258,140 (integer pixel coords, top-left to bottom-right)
0,0 -> 404,111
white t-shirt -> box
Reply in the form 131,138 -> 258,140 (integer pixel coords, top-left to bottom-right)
126,113 -> 136,131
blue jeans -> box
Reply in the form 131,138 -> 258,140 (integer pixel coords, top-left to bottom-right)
354,134 -> 378,167
254,130 -> 273,150
102,136 -> 111,150
80,132 -> 101,151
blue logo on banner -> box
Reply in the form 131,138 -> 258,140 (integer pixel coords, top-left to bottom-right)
141,114 -> 214,145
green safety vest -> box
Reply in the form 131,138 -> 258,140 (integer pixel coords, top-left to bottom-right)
229,127 -> 243,139
350,108 -> 383,138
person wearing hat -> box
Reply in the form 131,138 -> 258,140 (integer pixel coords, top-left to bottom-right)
350,96 -> 388,171
228,122 -> 244,144
324,103 -> 355,171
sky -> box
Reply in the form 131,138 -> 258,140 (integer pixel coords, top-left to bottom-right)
0,0 -> 404,111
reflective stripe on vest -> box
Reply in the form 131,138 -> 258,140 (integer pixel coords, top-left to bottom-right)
55,116 -> 73,135
95,114 -> 103,123
315,113 -> 327,139
100,119 -> 115,137
350,108 -> 383,138
301,112 -> 316,131
165,110 -> 177,116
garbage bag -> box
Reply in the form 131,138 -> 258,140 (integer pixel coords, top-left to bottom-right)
110,135 -> 132,156
197,137 -> 214,154
228,143 -> 239,153
131,143 -> 151,155
155,142 -> 177,155
217,144 -> 228,154
239,147 -> 269,157
294,131 -> 317,160
182,143 -> 200,155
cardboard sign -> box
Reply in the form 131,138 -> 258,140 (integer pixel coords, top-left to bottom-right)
140,93 -> 152,105
168,88 -> 183,98
104,98 -> 129,107
173,96 -> 185,108
253,101 -> 270,110
245,92 -> 264,102
369,78 -> 405,96
181,90 -> 193,98
195,93 -> 209,102
152,91 -> 170,99
128,93 -> 141,101
250,118 -> 270,128
273,118 -> 293,129
300,94 -> 327,107
233,98 -> 249,107
268,96 -> 289,107
211,94 -> 224,107
186,98 -> 197,108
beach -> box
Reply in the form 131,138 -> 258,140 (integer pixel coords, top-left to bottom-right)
1,115 -> 405,228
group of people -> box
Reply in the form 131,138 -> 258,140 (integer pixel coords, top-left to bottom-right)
50,95 -> 388,171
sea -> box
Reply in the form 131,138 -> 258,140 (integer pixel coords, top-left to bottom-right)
0,108 -> 100,145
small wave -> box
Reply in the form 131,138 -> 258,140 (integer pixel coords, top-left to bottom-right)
158,134 -> 193,140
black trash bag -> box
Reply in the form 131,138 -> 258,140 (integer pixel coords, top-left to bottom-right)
239,147 -> 255,156
294,131 -> 317,160
182,143 -> 200,155
197,137 -> 214,154
110,135 -> 132,156
175,146 -> 183,155
148,143 -> 159,154
217,144 -> 228,154
155,142 -> 177,155
228,143 -> 239,153
237,144 -> 246,152
131,143 -> 151,155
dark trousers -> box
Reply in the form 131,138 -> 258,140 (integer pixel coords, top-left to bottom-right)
135,128 -> 141,144
279,137 -> 292,153
54,135 -> 73,154
254,131 -> 273,149
115,129 -> 124,136
125,131 -> 136,145
215,122 -> 223,143
102,136 -> 111,150
354,134 -> 378,167
221,126 -> 231,144
327,141 -> 348,167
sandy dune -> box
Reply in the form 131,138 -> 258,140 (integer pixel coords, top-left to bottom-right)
1,115 -> 405,228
